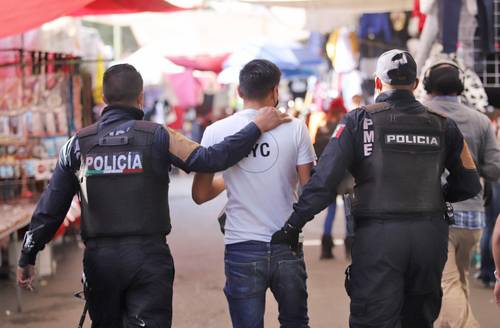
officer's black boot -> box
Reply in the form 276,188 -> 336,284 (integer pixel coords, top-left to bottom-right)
320,234 -> 334,259
344,236 -> 353,261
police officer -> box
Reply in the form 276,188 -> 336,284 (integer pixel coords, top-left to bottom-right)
271,50 -> 482,327
16,64 -> 289,328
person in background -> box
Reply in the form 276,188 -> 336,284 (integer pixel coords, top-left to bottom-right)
192,59 -> 315,328
271,50 -> 482,327
492,214 -> 500,305
312,98 -> 349,259
423,59 -> 500,328
16,64 -> 289,328
478,110 -> 500,288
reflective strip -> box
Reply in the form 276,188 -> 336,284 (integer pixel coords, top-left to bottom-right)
167,128 -> 199,162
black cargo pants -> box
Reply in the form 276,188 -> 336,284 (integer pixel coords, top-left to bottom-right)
83,236 -> 174,328
345,216 -> 448,328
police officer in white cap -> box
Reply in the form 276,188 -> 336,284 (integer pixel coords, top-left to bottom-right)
271,50 -> 482,327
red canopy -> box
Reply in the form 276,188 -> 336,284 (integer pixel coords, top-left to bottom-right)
71,0 -> 182,16
166,54 -> 230,73
0,0 -> 94,39
0,0 -> 182,40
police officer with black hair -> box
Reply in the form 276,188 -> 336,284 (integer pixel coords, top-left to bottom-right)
16,64 -> 289,328
271,50 -> 482,327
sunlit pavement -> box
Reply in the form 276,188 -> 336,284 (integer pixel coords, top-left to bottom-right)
0,174 -> 498,328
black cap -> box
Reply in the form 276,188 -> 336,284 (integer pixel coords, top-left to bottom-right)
375,49 -> 417,85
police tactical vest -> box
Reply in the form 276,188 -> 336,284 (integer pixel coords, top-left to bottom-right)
352,102 -> 447,217
77,120 -> 170,239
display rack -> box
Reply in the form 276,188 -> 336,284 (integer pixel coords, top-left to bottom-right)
473,0 -> 500,88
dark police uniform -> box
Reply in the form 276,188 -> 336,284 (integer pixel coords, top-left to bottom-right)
18,105 -> 265,328
285,90 -> 482,328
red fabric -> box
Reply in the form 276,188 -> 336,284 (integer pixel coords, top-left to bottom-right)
0,0 -> 94,39
71,0 -> 182,16
167,54 -> 230,73
412,0 -> 426,33
167,106 -> 185,130
0,0 -> 182,39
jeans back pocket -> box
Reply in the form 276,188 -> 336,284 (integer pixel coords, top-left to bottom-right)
224,260 -> 258,299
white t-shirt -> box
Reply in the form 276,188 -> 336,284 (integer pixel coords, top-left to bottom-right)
201,109 -> 316,245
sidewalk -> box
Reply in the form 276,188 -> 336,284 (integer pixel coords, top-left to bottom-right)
0,175 -> 498,327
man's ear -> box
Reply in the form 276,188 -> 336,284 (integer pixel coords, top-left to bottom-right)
237,85 -> 243,98
137,91 -> 145,110
413,78 -> 420,91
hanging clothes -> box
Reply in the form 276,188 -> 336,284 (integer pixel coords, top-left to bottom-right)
358,13 -> 393,58
477,0 -> 496,54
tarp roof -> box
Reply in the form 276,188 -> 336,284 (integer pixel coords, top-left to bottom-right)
0,0 -> 93,40
71,0 -> 181,17
0,0 -> 182,40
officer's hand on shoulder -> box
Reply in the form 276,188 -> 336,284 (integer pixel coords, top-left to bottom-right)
253,107 -> 291,133
271,223 -> 300,251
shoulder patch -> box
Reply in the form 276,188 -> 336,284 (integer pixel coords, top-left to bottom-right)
460,141 -> 476,170
167,128 -> 199,162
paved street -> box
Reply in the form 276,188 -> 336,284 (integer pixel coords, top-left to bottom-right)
0,174 -> 498,327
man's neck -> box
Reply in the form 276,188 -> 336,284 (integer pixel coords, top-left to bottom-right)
243,100 -> 272,109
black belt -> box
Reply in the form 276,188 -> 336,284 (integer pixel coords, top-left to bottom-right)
84,234 -> 166,247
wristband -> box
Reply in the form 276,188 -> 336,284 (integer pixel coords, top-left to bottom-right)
495,270 -> 500,283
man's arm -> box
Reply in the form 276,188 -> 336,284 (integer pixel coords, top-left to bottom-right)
168,107 -> 290,173
192,173 -> 225,204
443,119 -> 482,202
17,137 -> 79,289
492,215 -> 500,306
478,121 -> 500,181
297,163 -> 313,187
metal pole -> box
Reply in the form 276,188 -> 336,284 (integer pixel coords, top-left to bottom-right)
113,25 -> 122,60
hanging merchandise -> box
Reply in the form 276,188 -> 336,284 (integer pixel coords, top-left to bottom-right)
0,49 -> 83,204
326,27 -> 359,73
390,12 -> 411,50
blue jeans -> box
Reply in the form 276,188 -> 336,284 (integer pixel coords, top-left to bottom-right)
480,181 -> 500,282
323,202 -> 337,236
224,241 -> 309,328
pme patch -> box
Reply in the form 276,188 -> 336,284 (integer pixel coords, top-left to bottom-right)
84,151 -> 144,176
384,134 -> 440,147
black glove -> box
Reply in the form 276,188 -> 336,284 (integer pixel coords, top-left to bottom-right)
271,223 -> 301,251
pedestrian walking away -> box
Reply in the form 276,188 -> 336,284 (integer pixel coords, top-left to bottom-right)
423,59 -> 500,328
271,49 -> 482,328
16,64 -> 290,328
192,59 -> 315,328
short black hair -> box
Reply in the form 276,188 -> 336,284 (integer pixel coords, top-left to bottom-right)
103,64 -> 143,104
426,65 -> 464,96
239,59 -> 281,100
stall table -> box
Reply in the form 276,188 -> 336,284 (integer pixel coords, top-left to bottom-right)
0,201 -> 36,312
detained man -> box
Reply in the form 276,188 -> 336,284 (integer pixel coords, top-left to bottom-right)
192,59 -> 315,328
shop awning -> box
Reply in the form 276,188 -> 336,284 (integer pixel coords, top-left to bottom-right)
71,0 -> 182,16
0,0 -> 94,39
0,0 -> 183,40
166,54 -> 231,73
